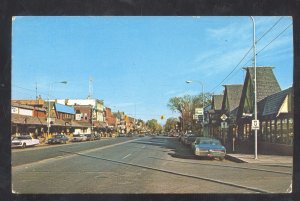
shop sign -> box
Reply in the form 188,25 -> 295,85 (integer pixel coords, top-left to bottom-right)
11,107 -> 19,114
75,114 -> 82,120
19,108 -> 33,116
195,108 -> 203,115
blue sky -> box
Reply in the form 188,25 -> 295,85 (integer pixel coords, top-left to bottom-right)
12,16 -> 293,123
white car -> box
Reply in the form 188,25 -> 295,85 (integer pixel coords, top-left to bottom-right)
72,134 -> 87,142
11,135 -> 40,148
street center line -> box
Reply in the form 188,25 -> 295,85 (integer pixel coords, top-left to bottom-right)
122,153 -> 131,159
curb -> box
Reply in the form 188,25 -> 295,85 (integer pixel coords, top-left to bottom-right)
225,154 -> 247,163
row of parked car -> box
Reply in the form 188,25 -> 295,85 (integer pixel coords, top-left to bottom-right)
178,133 -> 226,161
11,133 -> 101,148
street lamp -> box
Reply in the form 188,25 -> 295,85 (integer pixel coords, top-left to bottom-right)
47,81 -> 67,136
250,16 -> 258,160
185,80 -> 205,129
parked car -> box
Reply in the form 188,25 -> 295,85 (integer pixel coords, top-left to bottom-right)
185,135 -> 198,146
47,134 -> 69,144
192,137 -> 226,160
84,134 -> 95,141
11,135 -> 40,148
180,134 -> 187,143
72,134 -> 87,142
182,134 -> 197,145
191,137 -> 211,150
93,133 -> 101,140
118,133 -> 126,137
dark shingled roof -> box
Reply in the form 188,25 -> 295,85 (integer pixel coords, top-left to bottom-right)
212,95 -> 224,110
246,67 -> 281,102
237,67 -> 281,118
258,87 -> 292,117
222,84 -> 243,112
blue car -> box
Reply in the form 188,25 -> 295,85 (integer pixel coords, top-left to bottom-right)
47,134 -> 69,144
192,137 -> 226,160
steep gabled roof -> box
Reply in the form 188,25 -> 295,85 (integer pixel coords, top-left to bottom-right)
247,67 -> 281,101
237,67 -> 281,118
212,95 -> 224,110
258,87 -> 293,117
222,84 -> 243,112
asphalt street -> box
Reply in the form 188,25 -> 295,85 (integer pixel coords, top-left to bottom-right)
12,136 -> 292,194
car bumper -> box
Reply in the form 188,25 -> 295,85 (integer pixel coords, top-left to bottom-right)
11,144 -> 22,148
195,150 -> 226,158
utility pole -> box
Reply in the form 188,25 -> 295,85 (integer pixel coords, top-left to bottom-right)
35,82 -> 38,101
250,16 -> 258,160
88,77 -> 93,99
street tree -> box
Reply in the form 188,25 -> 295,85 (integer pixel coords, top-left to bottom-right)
146,119 -> 162,133
167,93 -> 212,132
164,117 -> 178,132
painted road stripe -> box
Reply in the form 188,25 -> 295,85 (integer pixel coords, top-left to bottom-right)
122,153 -> 132,159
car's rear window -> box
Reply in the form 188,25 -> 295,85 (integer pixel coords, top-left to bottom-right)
200,140 -> 221,145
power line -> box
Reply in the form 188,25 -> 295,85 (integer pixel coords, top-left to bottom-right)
256,17 -> 284,43
210,20 -> 292,94
240,22 -> 292,67
210,47 -> 252,93
256,23 -> 292,55
12,84 -> 59,99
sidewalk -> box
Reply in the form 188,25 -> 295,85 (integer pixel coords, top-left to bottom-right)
226,153 -> 293,166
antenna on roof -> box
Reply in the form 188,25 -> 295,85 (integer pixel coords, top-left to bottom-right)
87,77 -> 93,99
36,82 -> 38,100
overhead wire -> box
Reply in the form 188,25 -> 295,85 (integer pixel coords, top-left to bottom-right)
256,17 -> 284,43
256,23 -> 293,56
210,17 -> 292,94
240,22 -> 292,67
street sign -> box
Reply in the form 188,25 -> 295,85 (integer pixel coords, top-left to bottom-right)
220,114 -> 228,121
195,108 -> 203,115
221,122 -> 228,129
251,120 -> 260,130
198,115 -> 203,121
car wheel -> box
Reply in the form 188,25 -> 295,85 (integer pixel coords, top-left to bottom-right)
22,143 -> 26,148
64,141 -> 67,144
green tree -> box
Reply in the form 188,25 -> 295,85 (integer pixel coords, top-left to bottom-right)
164,117 -> 178,132
146,119 -> 162,133
167,93 -> 212,132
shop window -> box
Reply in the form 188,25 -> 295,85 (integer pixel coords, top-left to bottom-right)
246,124 -> 250,139
271,120 -> 276,143
242,125 -> 247,140
282,118 -> 288,144
266,120 -> 271,142
288,118 -> 293,145
261,121 -> 266,141
276,119 -> 283,144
